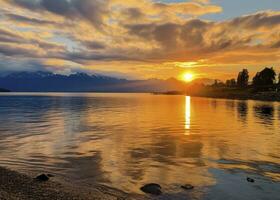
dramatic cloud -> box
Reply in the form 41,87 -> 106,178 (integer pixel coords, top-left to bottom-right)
0,0 -> 279,79
6,13 -> 60,25
8,0 -> 109,29
125,12 -> 280,61
229,11 -> 280,29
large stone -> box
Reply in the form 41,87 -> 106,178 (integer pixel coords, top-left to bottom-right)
140,183 -> 162,195
247,177 -> 255,183
181,184 -> 194,190
35,174 -> 49,181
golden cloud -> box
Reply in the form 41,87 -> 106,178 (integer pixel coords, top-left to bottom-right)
0,0 -> 279,79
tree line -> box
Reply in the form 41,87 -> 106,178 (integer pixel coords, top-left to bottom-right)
213,67 -> 280,90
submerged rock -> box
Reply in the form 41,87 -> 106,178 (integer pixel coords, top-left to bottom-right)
181,184 -> 194,190
140,183 -> 162,195
247,177 -> 255,183
47,174 -> 54,177
35,174 -> 49,181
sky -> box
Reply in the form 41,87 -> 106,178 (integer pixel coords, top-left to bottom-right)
0,0 -> 279,80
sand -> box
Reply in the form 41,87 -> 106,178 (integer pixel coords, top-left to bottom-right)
0,167 -> 147,200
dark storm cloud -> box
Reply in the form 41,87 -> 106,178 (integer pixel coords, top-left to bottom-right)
65,51 -> 142,63
127,23 -> 181,48
83,41 -> 107,50
73,0 -> 109,29
126,23 -> 155,39
0,58 -> 47,74
153,23 -> 180,48
126,20 -> 209,49
0,27 -> 65,59
121,8 -> 144,20
33,39 -> 65,50
10,0 -> 41,10
6,13 -> 58,25
0,43 -> 38,57
229,12 -> 280,30
180,19 -> 210,47
10,0 -> 109,29
0,42 -> 65,60
0,28 -> 25,43
126,12 -> 280,53
41,0 -> 71,15
271,40 -> 280,48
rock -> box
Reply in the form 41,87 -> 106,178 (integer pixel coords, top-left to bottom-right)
181,184 -> 194,190
35,174 -> 49,181
140,183 -> 162,195
47,174 -> 54,177
247,177 -> 255,183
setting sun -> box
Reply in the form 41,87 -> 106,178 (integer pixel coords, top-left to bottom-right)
182,73 -> 194,82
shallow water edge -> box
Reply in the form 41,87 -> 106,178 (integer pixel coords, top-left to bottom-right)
0,166 -> 146,200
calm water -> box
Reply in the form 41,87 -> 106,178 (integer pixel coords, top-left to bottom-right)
0,93 -> 279,199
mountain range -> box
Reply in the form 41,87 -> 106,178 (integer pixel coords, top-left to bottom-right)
0,71 -> 195,92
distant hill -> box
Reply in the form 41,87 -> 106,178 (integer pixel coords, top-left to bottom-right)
0,71 -> 187,92
191,78 -> 215,85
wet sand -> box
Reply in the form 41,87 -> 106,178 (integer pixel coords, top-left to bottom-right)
0,167 -> 146,200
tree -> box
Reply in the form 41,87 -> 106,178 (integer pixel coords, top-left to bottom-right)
225,80 -> 230,87
237,69 -> 249,88
253,67 -> 276,86
213,79 -> 225,87
213,79 -> 219,87
226,79 -> 236,87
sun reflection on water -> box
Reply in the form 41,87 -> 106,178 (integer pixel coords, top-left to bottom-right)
185,96 -> 191,135
1,94 -> 280,198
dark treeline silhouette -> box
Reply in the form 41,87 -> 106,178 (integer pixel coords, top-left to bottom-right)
183,67 -> 280,101
252,68 -> 276,87
237,69 -> 249,88
214,67 -> 279,91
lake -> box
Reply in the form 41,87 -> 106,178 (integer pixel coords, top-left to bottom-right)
0,93 -> 279,199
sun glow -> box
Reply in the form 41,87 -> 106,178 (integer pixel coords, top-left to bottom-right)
181,72 -> 194,82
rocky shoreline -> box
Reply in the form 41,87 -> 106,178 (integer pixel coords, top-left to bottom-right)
0,167 -> 146,200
